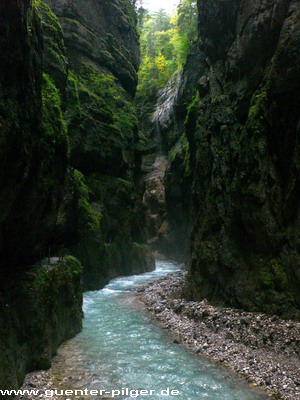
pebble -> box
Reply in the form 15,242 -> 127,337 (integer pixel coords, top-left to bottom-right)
139,271 -> 300,400
18,270 -> 300,400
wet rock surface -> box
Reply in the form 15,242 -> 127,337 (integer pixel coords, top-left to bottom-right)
0,258 -> 83,393
43,0 -> 154,290
158,0 -> 300,316
0,0 -> 151,392
143,156 -> 170,253
182,0 -> 300,317
139,271 -> 300,400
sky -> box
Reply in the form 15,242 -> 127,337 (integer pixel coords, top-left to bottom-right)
143,0 -> 179,14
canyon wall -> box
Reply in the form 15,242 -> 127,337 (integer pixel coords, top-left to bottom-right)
0,0 -> 83,391
43,0 -> 154,289
0,0 -> 68,270
0,257 -> 83,391
165,0 -> 300,318
0,0 -> 152,391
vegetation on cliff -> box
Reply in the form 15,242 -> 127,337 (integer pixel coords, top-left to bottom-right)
0,0 -> 153,391
0,0 -> 299,394
136,0 -> 299,319
33,0 -> 155,289
167,0 -> 300,319
136,0 -> 197,101
0,257 -> 83,390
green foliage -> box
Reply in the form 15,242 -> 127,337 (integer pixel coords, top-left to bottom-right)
174,0 -> 198,63
137,1 -> 197,100
32,256 -> 83,293
260,258 -> 289,291
63,255 -> 83,276
137,10 -> 176,99
33,267 -> 49,292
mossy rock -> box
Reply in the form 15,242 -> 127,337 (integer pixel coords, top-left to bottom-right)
35,0 -> 68,93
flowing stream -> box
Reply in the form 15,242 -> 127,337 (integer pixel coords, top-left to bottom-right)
48,260 -> 268,400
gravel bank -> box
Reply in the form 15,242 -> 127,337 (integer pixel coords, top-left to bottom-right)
138,271 -> 300,400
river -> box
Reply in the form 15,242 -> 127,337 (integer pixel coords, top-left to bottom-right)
46,260 -> 268,400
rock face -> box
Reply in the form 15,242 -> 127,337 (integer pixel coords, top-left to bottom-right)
0,0 -> 153,392
0,0 -> 68,269
143,156 -> 170,254
0,257 -> 83,391
0,1 -> 83,392
179,0 -> 300,318
43,0 -> 154,289
151,50 -> 203,260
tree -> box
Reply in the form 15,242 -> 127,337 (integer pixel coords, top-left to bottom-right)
136,1 -> 198,101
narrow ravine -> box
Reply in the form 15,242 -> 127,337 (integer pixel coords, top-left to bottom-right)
29,261 -> 269,400
1,0 -> 299,396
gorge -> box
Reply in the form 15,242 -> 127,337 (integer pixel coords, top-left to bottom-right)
19,260 -> 270,400
0,0 -> 299,398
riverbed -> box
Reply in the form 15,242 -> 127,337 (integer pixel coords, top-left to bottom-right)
20,260 -> 270,400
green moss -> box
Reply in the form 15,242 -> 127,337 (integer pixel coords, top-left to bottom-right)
35,0 -> 68,95
42,73 -> 67,139
74,169 -> 89,201
87,172 -> 132,200
35,0 -> 63,39
248,92 -> 267,120
255,257 -> 295,315
132,243 -> 152,269
63,255 -> 83,275
35,0 -> 65,57
247,91 -> 267,136
74,170 -> 102,236
185,90 -> 200,125
66,71 -> 81,120
211,94 -> 228,105
76,66 -> 138,141
168,134 -> 190,176
40,73 -> 68,188
169,134 -> 187,162
32,256 -> 83,293
184,144 -> 191,176
260,258 -> 289,291
33,267 -> 49,292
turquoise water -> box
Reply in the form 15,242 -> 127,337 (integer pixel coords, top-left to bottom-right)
50,260 -> 268,400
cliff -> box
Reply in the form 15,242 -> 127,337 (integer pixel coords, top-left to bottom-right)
0,0 -> 68,269
0,0 -> 152,392
150,49 -> 203,260
173,0 -> 300,318
0,0 -> 83,391
0,257 -> 83,391
43,0 -> 154,289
